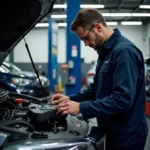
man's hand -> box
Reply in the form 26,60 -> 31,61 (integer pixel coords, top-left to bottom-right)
50,94 -> 70,105
54,100 -> 80,115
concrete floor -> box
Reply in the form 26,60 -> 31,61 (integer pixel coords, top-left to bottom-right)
145,117 -> 150,150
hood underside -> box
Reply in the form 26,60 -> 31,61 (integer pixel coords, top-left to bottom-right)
0,0 -> 55,65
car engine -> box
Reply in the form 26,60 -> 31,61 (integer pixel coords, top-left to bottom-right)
0,89 -> 105,150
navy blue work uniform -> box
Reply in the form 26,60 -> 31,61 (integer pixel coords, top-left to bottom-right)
69,29 -> 148,150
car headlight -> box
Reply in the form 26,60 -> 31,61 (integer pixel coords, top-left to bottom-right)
11,78 -> 32,86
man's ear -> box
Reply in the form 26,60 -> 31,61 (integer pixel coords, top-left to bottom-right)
95,23 -> 102,32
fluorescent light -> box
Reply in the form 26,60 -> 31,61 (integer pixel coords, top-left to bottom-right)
51,15 -> 67,19
58,22 -> 118,27
50,13 -> 150,19
58,22 -> 117,27
131,13 -> 150,17
80,4 -> 104,8
35,23 -> 48,27
35,23 -> 67,28
35,21 -> 142,28
139,5 -> 150,9
58,23 -> 67,27
53,4 -> 104,9
102,13 -> 131,17
121,21 -> 142,25
102,13 -> 150,17
106,22 -> 118,25
53,4 -> 67,9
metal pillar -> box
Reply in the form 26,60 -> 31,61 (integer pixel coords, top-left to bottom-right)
66,0 -> 81,95
48,20 -> 58,92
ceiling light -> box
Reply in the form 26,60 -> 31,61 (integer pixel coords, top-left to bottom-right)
53,4 -> 104,9
51,15 -> 67,19
131,13 -> 150,17
139,5 -> 150,9
103,13 -> 150,17
58,22 -> 118,27
80,4 -> 104,8
106,22 -> 118,25
50,13 -> 150,19
121,21 -> 142,25
35,23 -> 67,28
53,4 -> 67,9
35,23 -> 48,27
103,13 -> 132,17
58,23 -> 67,27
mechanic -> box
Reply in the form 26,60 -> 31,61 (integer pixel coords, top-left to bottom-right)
50,8 -> 148,150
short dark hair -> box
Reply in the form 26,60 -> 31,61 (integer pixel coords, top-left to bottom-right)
71,8 -> 107,31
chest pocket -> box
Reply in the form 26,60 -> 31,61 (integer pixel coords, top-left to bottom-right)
96,62 -> 112,98
101,63 -> 109,73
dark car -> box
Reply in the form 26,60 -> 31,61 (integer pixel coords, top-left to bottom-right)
0,61 -> 50,98
0,0 -> 105,150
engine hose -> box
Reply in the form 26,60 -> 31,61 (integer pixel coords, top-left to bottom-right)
8,92 -> 43,103
0,89 -> 8,104
1,120 -> 36,131
0,125 -> 28,137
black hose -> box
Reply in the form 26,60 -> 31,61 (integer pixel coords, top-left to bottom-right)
0,125 -> 28,137
8,92 -> 47,104
0,89 -> 8,104
1,120 -> 36,131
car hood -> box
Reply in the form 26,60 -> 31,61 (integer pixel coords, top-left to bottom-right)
0,0 -> 55,66
9,71 -> 48,80
10,71 -> 38,78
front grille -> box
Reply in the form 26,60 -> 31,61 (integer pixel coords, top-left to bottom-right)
35,87 -> 50,97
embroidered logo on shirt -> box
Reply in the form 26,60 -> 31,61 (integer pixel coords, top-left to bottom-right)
104,61 -> 109,63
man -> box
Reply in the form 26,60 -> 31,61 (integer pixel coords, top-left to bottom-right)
50,8 -> 148,150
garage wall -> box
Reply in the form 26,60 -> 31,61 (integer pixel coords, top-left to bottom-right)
13,25 -> 147,64
116,25 -> 147,57
146,23 -> 150,56
14,28 -> 49,63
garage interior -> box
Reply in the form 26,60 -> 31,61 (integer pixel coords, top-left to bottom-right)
1,0 -> 150,149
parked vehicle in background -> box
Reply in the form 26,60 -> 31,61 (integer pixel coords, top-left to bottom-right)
86,61 -> 97,87
0,61 -> 50,98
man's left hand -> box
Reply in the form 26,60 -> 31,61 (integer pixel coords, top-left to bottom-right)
54,100 -> 80,115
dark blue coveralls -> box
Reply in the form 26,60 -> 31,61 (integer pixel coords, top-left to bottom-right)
69,29 -> 148,150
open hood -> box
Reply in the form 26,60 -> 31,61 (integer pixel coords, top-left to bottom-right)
0,0 -> 55,65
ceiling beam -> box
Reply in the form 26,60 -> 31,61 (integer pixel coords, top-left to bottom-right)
117,0 -> 126,11
95,0 -> 101,4
124,0 -> 147,21
142,0 -> 147,4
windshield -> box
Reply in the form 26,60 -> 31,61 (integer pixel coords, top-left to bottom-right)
0,65 -> 9,73
2,61 -> 21,72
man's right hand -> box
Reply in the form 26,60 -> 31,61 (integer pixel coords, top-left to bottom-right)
50,94 -> 70,105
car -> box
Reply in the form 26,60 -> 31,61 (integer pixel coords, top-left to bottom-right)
0,0 -> 105,150
86,61 -> 97,87
0,61 -> 50,98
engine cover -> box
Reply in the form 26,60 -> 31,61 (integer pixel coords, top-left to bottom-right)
28,104 -> 66,123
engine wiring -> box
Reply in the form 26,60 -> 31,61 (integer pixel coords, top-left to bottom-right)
3,108 -> 10,120
9,109 -> 16,121
0,108 -> 16,121
0,100 -> 17,121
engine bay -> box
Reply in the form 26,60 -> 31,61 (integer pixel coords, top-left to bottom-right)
0,89 -> 91,149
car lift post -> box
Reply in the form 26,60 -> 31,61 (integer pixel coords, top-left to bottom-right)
66,0 -> 81,95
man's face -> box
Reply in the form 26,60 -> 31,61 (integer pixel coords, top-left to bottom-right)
76,24 -> 105,50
